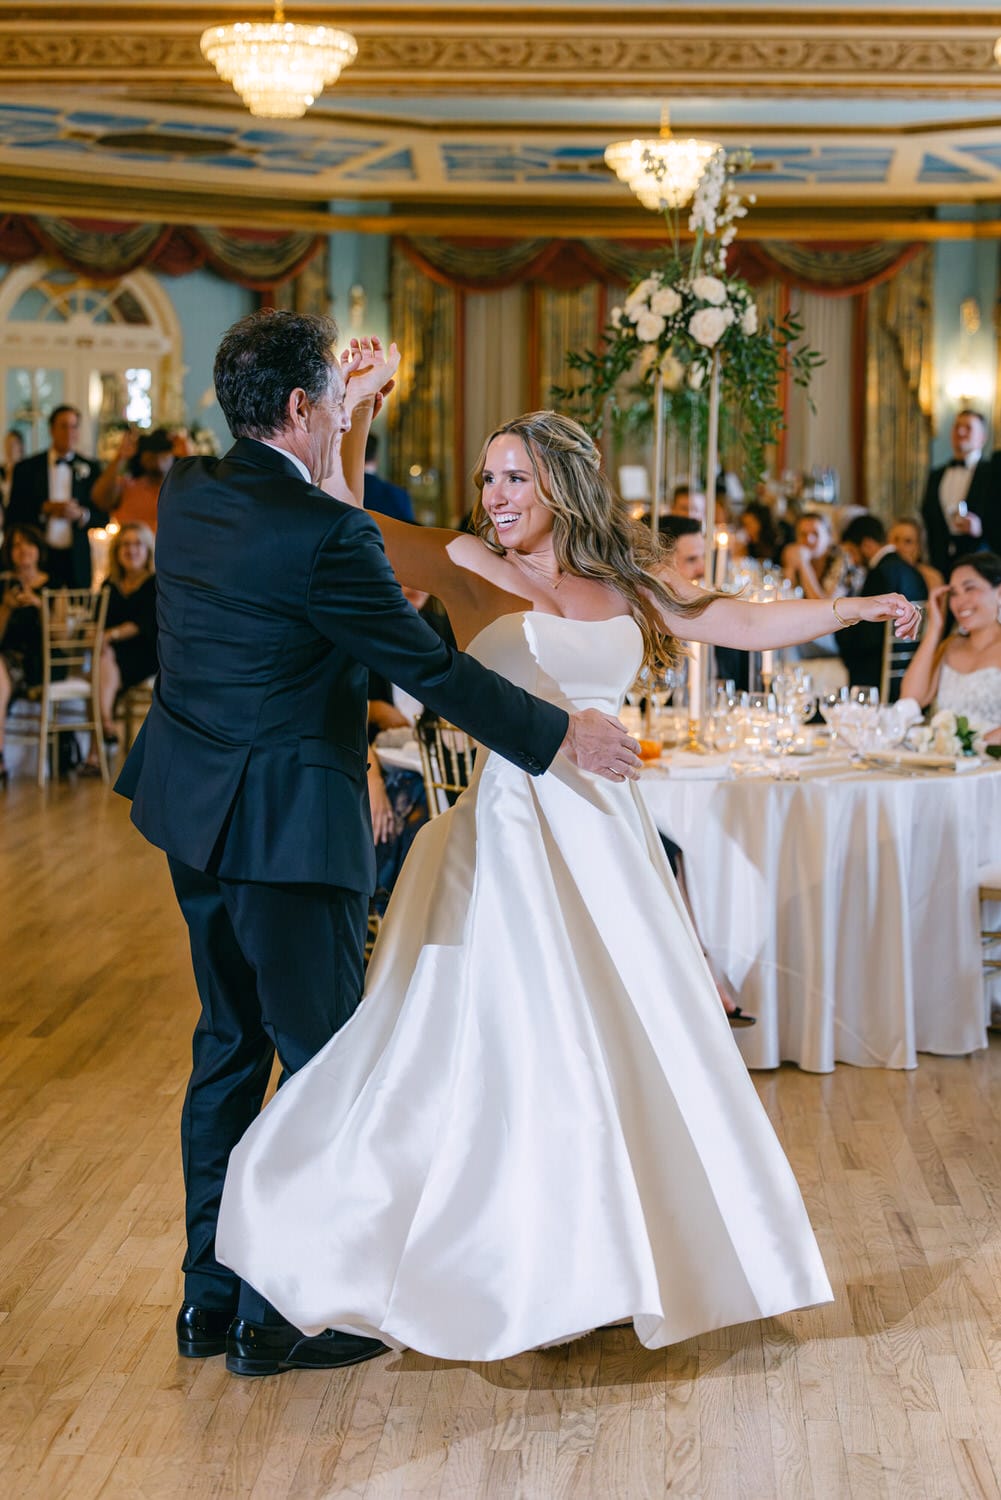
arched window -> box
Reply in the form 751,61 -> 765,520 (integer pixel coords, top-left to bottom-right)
0,260 -> 183,458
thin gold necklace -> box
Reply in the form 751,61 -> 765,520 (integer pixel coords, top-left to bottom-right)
513,551 -> 565,591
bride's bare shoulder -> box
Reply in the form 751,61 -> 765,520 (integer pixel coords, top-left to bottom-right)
446,531 -> 513,585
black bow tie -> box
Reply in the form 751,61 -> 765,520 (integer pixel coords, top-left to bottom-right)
947,458 -> 969,469
55,456 -> 73,466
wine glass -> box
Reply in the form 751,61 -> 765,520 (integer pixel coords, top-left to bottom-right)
852,685 -> 880,709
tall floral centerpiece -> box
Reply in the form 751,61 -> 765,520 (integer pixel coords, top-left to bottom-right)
555,142 -> 820,738
557,146 -> 819,517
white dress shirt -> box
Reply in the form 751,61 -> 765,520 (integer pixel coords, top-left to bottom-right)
939,449 -> 981,534
259,440 -> 311,485
46,448 -> 75,549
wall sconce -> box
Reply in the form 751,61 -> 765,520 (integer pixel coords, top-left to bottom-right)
349,283 -> 367,330
946,296 -> 992,409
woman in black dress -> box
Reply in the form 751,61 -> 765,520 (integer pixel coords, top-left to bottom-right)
0,522 -> 49,786
83,521 -> 157,773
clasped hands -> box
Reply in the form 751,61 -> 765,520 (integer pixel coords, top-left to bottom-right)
341,335 -> 401,421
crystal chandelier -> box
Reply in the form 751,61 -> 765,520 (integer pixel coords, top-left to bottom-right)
200,2 -> 358,119
605,109 -> 721,211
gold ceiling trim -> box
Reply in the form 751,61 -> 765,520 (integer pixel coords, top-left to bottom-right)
1,13 -> 1000,92
1,169 -> 998,243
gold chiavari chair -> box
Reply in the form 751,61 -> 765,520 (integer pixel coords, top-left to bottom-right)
980,865 -> 1001,978
416,714 -> 477,818
880,602 -> 924,703
18,588 -> 111,787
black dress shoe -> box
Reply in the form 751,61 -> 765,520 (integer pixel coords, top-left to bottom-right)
727,1007 -> 756,1029
176,1302 -> 236,1358
226,1317 -> 388,1377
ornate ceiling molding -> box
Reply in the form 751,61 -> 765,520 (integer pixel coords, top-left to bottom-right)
1,6 -> 1000,93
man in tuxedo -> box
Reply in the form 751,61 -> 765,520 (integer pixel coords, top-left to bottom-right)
839,513 -> 927,699
115,310 -> 639,1378
921,409 -> 1000,578
6,406 -> 105,587
362,430 -> 416,522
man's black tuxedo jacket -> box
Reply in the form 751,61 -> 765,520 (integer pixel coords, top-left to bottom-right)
838,549 -> 928,693
6,449 -> 106,587
116,439 -> 569,892
920,457 -> 1001,578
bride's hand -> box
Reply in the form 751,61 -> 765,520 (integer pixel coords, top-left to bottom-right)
923,583 -> 951,636
561,708 -> 642,782
342,335 -> 401,418
851,593 -> 923,640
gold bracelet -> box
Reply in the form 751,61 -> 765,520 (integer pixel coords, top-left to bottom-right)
832,596 -> 859,628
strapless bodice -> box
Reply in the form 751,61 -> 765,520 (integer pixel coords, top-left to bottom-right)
465,610 -> 644,716
936,662 -> 1001,729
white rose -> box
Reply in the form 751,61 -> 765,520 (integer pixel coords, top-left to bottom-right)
930,709 -> 957,733
610,306 -> 624,329
932,727 -> 958,756
649,286 -> 682,317
624,277 -> 657,316
721,306 -> 736,326
909,727 -> 933,754
659,351 -> 685,391
740,304 -> 758,336
688,307 -> 728,348
635,310 -> 666,344
690,275 -> 727,306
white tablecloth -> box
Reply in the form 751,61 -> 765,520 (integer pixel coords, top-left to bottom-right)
639,757 -> 1001,1072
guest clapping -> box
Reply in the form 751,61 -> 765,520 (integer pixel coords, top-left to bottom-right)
900,553 -> 1001,745
0,524 -> 49,786
91,427 -> 174,533
83,522 -> 157,772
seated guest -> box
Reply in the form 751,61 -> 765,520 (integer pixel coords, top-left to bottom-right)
91,426 -> 173,533
0,523 -> 49,786
900,553 -> 1001,745
781,510 -> 858,660
657,514 -> 704,581
1,428 -> 24,523
669,482 -> 707,523
738,499 -> 784,564
6,405 -> 105,587
839,513 -> 928,699
82,521 -> 158,773
660,515 -> 748,690
363,432 -> 416,523
888,513 -> 945,596
781,511 -> 856,601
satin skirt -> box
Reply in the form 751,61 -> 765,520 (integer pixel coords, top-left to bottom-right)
216,749 -> 833,1361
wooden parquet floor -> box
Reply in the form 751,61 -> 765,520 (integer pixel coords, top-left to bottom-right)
4,777 -> 1001,1498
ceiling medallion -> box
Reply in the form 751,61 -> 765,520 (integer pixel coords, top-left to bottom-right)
605,108 -> 721,211
200,1 -> 358,119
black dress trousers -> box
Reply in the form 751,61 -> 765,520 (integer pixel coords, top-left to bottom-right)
168,857 -> 367,1323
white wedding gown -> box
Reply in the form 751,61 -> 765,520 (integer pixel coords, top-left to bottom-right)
936,662 -> 1001,730
217,611 -> 833,1360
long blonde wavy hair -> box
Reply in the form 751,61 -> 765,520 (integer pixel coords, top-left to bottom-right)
470,410 -> 714,669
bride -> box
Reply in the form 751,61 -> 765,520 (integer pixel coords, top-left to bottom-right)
901,552 -> 1001,743
216,406 -> 920,1363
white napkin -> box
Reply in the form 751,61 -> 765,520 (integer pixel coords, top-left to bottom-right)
666,750 -> 732,781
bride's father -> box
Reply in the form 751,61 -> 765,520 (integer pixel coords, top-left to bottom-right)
115,310 -> 640,1378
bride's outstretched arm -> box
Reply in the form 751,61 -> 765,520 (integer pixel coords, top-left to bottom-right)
656,572 -> 922,649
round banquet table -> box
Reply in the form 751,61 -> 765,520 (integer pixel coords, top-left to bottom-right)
638,756 -> 1001,1073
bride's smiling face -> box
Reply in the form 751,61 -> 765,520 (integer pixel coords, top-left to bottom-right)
949,565 -> 1001,632
480,435 -> 555,553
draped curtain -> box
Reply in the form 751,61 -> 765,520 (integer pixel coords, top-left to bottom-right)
0,212 -> 322,290
388,250 -> 459,524
863,248 -> 934,519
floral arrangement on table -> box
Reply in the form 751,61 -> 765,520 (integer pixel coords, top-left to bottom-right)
909,709 -> 1001,761
553,147 -> 822,479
